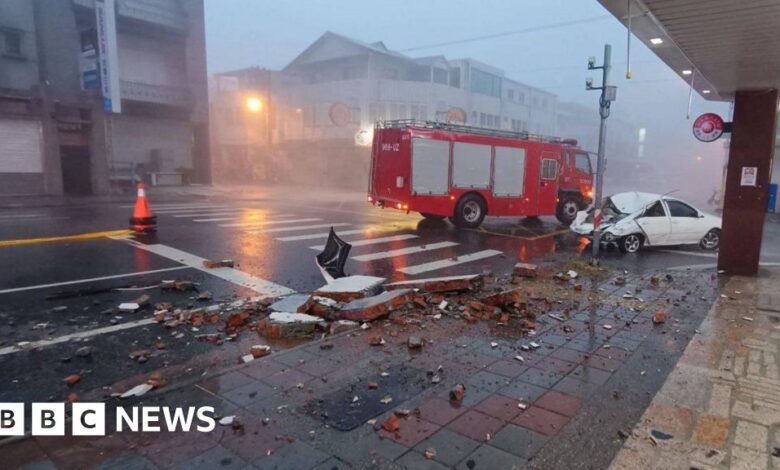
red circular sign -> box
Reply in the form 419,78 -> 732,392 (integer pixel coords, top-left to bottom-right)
329,102 -> 352,127
692,113 -> 724,142
446,107 -> 466,123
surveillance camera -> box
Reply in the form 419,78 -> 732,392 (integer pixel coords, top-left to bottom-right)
585,78 -> 594,88
588,57 -> 596,68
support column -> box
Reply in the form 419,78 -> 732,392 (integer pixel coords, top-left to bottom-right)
718,89 -> 779,275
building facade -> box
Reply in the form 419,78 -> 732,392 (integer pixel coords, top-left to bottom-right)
0,0 -> 209,196
209,32 -> 558,188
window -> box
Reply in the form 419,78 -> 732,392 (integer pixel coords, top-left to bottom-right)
2,30 -> 23,57
433,68 -> 448,84
450,67 -> 461,88
644,201 -> 666,217
517,92 -> 525,105
666,200 -> 698,217
470,68 -> 501,97
575,153 -> 591,173
480,113 -> 486,126
541,159 -> 558,180
507,89 -> 514,100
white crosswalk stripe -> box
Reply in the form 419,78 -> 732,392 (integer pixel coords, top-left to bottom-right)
246,223 -> 352,234
276,228 -> 375,241
193,214 -> 297,223
0,214 -> 51,220
219,217 -> 321,228
152,206 -> 235,214
121,203 -> 230,210
171,211 -> 248,218
309,234 -> 419,250
350,241 -> 458,262
398,249 -> 503,275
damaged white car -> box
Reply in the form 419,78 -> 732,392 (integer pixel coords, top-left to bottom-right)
570,192 -> 722,253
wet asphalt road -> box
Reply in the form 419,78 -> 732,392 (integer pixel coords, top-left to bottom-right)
0,189 -> 774,404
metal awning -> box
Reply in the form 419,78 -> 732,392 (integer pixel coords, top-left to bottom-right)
598,0 -> 780,101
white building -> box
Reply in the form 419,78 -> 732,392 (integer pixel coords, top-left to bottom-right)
210,32 -> 558,188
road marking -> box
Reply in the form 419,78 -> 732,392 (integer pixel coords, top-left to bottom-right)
152,206 -> 235,214
656,249 -> 717,258
119,241 -> 295,297
0,266 -> 190,295
170,210 -> 257,218
351,241 -> 458,262
246,223 -> 352,234
0,319 -> 157,356
120,203 -> 229,210
277,228 -> 372,242
0,214 -> 50,219
669,261 -> 780,271
0,229 -> 132,248
219,217 -> 322,228
0,216 -> 70,224
194,214 -> 298,223
398,249 -> 503,275
309,234 -> 420,250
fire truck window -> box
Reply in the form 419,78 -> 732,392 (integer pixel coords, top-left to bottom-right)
643,201 -> 666,217
493,146 -> 525,197
541,159 -> 558,180
575,153 -> 592,173
452,142 -> 491,189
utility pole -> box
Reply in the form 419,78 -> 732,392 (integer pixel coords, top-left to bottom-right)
586,44 -> 617,264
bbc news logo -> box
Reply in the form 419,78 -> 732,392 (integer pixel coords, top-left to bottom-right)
0,403 -> 216,436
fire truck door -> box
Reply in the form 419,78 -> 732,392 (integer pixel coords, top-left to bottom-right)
537,153 -> 560,214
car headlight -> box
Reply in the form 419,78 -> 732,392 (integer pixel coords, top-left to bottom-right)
602,232 -> 616,241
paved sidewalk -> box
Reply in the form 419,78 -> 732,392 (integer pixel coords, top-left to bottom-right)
610,267 -> 780,470
3,268 -> 718,469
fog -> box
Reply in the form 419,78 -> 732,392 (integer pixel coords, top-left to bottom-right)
204,0 -> 730,209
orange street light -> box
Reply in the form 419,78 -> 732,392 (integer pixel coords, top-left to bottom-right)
246,96 -> 262,113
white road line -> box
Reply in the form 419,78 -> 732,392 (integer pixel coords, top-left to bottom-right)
0,216 -> 70,224
0,319 -> 157,356
119,241 -> 295,297
0,266 -> 190,295
219,217 -> 321,228
309,234 -> 420,250
122,204 -> 230,210
351,241 -> 458,262
398,249 -> 503,275
276,228 -> 374,241
0,214 -> 50,219
153,206 -> 235,214
194,214 -> 298,223
669,261 -> 780,271
170,210 -> 272,218
246,223 -> 352,234
656,249 -> 717,259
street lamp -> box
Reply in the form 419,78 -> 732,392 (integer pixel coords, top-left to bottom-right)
246,96 -> 262,113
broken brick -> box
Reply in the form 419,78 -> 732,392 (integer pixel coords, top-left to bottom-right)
203,259 -> 235,269
653,311 -> 666,324
407,336 -> 424,350
513,262 -> 538,278
338,289 -> 415,322
64,374 -> 81,387
384,274 -> 483,293
313,275 -> 385,303
481,288 -> 523,308
449,384 -> 466,403
382,414 -> 400,433
258,312 -> 321,339
250,345 -> 271,358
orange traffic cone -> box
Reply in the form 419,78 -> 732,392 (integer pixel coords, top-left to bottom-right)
129,183 -> 157,233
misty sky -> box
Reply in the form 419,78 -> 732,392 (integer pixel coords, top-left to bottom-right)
204,0 -> 731,200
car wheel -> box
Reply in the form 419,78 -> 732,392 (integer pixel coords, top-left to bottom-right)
419,212 -> 445,220
556,195 -> 582,225
700,228 -> 721,250
453,194 -> 487,228
619,233 -> 644,253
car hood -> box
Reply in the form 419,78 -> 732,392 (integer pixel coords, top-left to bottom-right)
608,192 -> 662,214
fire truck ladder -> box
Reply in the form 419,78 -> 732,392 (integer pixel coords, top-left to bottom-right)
376,119 -> 576,145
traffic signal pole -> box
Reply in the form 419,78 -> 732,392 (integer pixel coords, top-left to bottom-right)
586,44 -> 616,264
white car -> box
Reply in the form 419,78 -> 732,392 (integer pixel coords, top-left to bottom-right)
570,192 -> 722,253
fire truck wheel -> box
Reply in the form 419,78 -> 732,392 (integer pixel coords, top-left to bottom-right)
556,195 -> 582,225
453,194 -> 487,228
420,212 -> 445,220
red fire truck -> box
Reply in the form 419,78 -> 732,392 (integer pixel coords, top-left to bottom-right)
368,120 -> 594,228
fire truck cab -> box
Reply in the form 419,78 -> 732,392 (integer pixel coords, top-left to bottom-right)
368,120 -> 593,228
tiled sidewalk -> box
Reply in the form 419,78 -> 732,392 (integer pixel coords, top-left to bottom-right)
4,269 -> 717,469
610,267 -> 780,470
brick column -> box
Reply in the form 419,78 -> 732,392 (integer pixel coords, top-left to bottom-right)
718,89 -> 779,275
